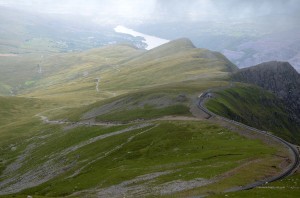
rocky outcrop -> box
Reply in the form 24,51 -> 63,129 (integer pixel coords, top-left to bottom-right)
232,61 -> 300,123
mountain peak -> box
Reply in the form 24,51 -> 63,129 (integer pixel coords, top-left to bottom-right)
232,61 -> 300,123
153,38 -> 195,51
123,38 -> 196,63
167,38 -> 196,48
233,61 -> 300,86
245,61 -> 298,74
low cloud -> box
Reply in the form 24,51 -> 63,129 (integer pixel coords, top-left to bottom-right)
0,0 -> 299,24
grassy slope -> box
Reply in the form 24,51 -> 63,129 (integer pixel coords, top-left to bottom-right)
0,7 -> 144,96
8,39 -> 237,103
100,39 -> 237,90
212,172 -> 300,198
0,81 -> 287,197
44,80 -> 229,122
0,96 -> 58,176
96,104 -> 190,122
206,85 -> 300,144
0,96 -> 42,126
0,44 -> 142,97
0,39 -> 295,197
0,54 -> 48,95
1,121 -> 278,197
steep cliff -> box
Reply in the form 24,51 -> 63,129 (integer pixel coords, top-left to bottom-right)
232,61 -> 300,123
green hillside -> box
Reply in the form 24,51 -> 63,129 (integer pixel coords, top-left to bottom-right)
0,96 -> 41,126
0,53 -> 46,95
0,96 -> 57,177
0,38 -> 238,103
103,39 -> 237,88
212,172 -> 300,198
0,89 -> 286,197
0,44 -> 142,97
206,85 -> 300,144
0,1 -> 299,197
15,39 -> 237,102
0,37 -> 298,197
0,68 -> 289,197
43,80 -> 227,122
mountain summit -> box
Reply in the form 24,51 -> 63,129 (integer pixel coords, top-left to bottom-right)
155,38 -> 196,51
125,38 -> 237,73
126,38 -> 196,62
232,61 -> 300,97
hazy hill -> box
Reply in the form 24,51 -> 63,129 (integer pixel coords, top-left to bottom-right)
0,6 -> 144,54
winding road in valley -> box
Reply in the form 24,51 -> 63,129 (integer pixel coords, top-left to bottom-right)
198,90 -> 300,192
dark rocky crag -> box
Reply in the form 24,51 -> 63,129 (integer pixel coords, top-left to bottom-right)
232,61 -> 300,128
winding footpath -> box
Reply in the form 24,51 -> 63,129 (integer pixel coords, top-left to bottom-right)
198,91 -> 300,191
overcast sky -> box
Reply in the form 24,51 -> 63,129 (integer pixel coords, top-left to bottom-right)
0,0 -> 299,24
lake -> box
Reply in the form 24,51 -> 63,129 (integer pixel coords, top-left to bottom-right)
114,25 -> 169,50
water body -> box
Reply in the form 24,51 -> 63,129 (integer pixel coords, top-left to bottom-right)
114,25 -> 169,50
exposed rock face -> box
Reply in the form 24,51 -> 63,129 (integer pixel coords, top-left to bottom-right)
232,61 -> 300,123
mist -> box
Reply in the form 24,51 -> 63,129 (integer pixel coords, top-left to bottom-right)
0,0 -> 299,25
1,0 -> 300,70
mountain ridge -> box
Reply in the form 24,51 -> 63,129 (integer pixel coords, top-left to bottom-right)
232,61 -> 300,126
0,38 -> 239,100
